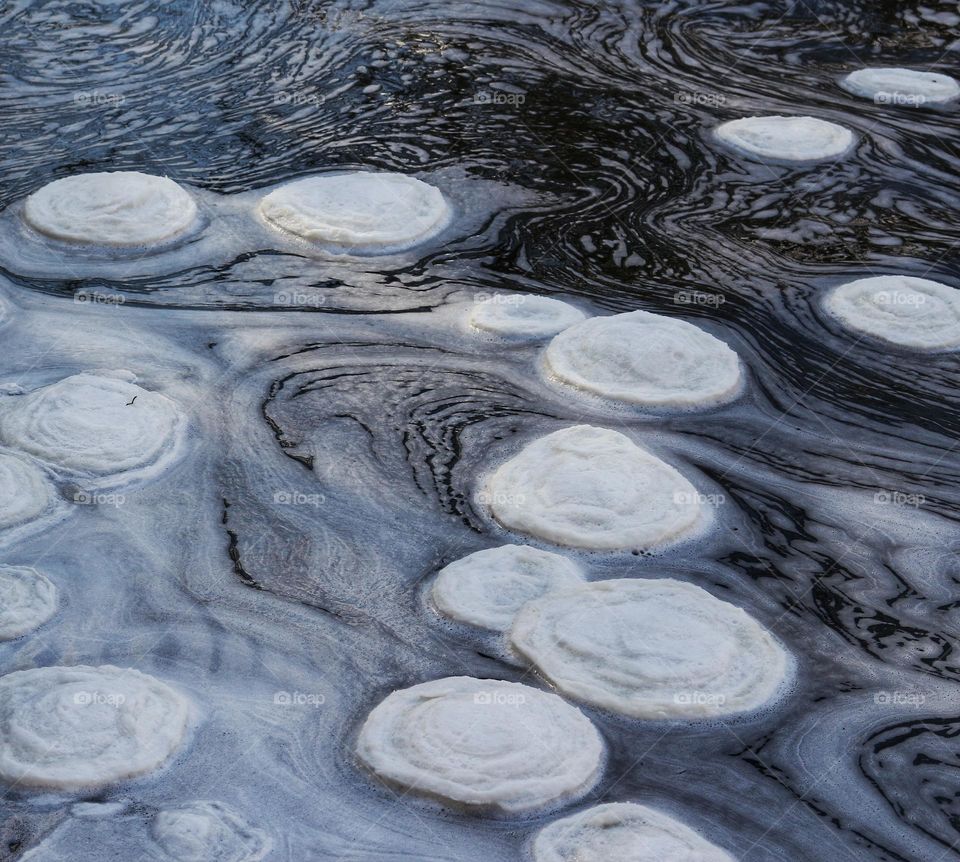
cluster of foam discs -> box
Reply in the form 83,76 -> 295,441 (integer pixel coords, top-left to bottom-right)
0,352 -> 273,856
5,59 -> 960,861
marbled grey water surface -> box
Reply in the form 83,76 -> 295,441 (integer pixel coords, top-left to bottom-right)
1,0 -> 960,859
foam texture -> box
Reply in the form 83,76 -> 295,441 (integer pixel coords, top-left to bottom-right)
431,544 -> 585,632
356,676 -> 604,813
510,578 -> 789,719
544,310 -> 742,408
23,172 -> 198,247
485,425 -> 705,551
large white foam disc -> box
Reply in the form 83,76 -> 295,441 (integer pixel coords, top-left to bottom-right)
355,676 -> 604,813
532,802 -> 735,861
841,68 -> 960,105
152,801 -> 272,862
510,579 -> 788,719
0,373 -> 185,478
469,296 -> 586,338
484,425 -> 705,551
0,566 -> 58,640
0,451 -> 56,530
23,172 -> 198,247
544,310 -> 742,408
431,544 -> 585,632
0,665 -> 192,790
823,275 -> 960,350
258,172 -> 451,252
714,115 -> 856,162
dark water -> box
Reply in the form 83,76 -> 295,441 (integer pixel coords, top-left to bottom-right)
2,0 -> 960,860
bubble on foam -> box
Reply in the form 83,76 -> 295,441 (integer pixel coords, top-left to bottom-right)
431,544 -> 585,632
152,801 -> 271,862
23,172 -> 198,248
0,664 -> 192,790
714,115 -> 856,162
532,802 -> 736,861
484,425 -> 706,551
543,310 -> 742,408
510,578 -> 789,719
0,373 -> 185,482
0,450 -> 57,531
822,275 -> 960,350
258,172 -> 451,253
0,566 -> 58,640
841,68 -> 960,105
355,676 -> 604,814
469,295 -> 586,339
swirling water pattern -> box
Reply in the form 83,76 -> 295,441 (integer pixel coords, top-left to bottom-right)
1,0 -> 960,860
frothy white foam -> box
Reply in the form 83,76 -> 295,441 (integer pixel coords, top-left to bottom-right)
23,172 -> 198,247
259,172 -> 451,253
469,295 -> 586,339
823,275 -> 960,350
0,566 -> 58,640
511,578 -> 789,719
544,310 -> 742,408
0,664 -> 192,790
431,544 -> 585,632
484,425 -> 705,551
841,68 -> 960,105
0,373 -> 185,481
356,676 -> 603,813
532,802 -> 736,861
0,450 -> 56,531
714,115 -> 856,162
152,801 -> 272,862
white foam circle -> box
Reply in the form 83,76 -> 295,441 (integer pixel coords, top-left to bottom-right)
469,296 -> 586,339
544,310 -> 742,408
356,676 -> 604,813
841,68 -> 960,105
823,275 -> 960,350
259,172 -> 451,252
152,801 -> 272,862
714,115 -> 856,162
484,425 -> 705,551
24,172 -> 198,247
0,451 -> 56,530
0,566 -> 58,640
0,373 -> 185,479
431,544 -> 585,632
511,578 -> 789,719
532,802 -> 736,862
0,665 -> 192,790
